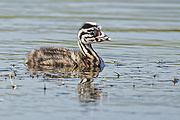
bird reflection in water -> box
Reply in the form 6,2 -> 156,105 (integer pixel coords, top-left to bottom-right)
26,64 -> 104,103
77,77 -> 103,103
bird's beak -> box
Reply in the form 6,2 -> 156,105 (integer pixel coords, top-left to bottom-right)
96,33 -> 111,42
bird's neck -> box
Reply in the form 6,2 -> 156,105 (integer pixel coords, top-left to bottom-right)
78,41 -> 101,66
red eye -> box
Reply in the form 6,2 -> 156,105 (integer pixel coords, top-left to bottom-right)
94,30 -> 100,36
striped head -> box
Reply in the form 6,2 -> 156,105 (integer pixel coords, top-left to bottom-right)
78,22 -> 111,44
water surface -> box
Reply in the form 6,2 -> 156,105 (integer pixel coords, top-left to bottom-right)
0,0 -> 180,120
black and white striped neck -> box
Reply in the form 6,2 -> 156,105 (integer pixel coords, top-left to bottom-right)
78,40 -> 102,67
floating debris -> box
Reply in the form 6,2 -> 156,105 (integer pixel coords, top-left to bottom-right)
153,74 -> 157,78
14,71 -> 17,76
133,82 -> 135,88
29,75 -> 34,78
43,83 -> 47,95
103,76 -> 106,81
12,84 -> 17,89
102,76 -> 107,86
9,74 -> 12,79
62,82 -> 65,85
137,66 -> 141,72
114,71 -> 120,78
44,83 -> 47,90
157,60 -> 166,64
9,73 -> 17,89
173,78 -> 179,85
36,74 -> 40,78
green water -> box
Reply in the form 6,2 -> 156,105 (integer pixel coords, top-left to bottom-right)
0,0 -> 180,120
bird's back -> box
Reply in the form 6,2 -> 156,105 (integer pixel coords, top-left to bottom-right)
25,47 -> 84,67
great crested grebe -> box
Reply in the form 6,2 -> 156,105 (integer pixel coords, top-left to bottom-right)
25,22 -> 111,70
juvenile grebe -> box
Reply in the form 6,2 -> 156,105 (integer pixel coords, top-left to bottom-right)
25,22 -> 111,70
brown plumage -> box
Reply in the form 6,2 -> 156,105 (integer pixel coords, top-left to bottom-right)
26,47 -> 90,68
25,22 -> 111,71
